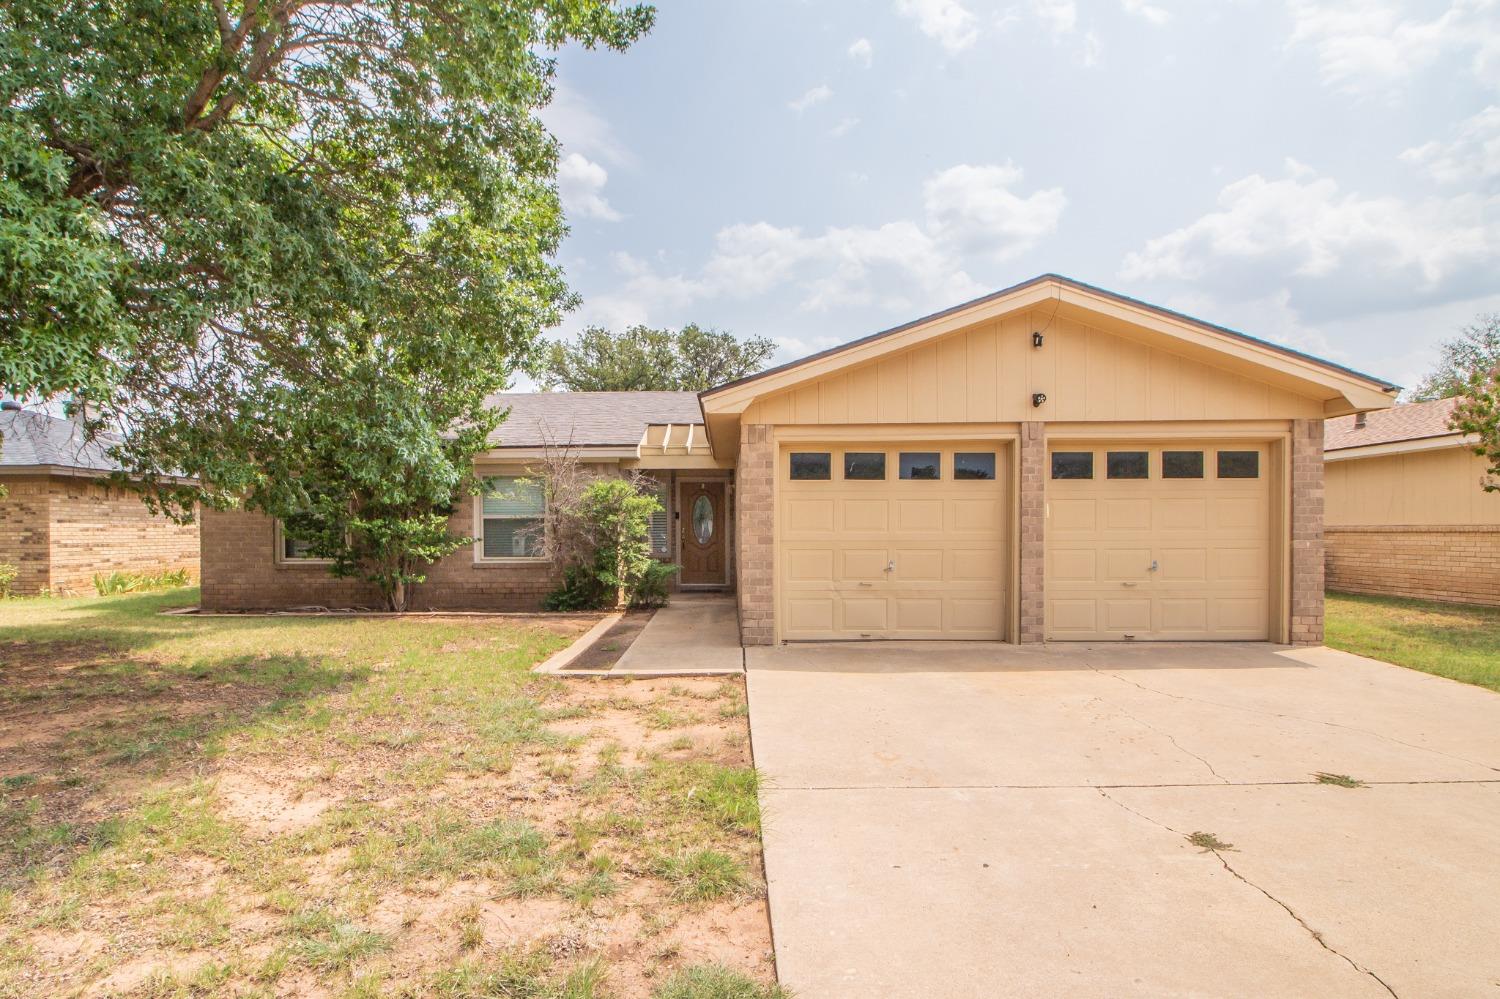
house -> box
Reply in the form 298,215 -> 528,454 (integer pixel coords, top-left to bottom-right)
200,274 -> 1399,644
0,405 -> 200,595
1325,397 -> 1500,607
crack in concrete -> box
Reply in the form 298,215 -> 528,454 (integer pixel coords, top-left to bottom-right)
1078,655 -> 1500,777
765,778 -> 1500,791
1095,787 -> 1400,998
1087,692 -> 1232,785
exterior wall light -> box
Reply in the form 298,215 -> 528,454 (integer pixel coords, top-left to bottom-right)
1032,392 -> 1047,408
1032,331 -> 1045,348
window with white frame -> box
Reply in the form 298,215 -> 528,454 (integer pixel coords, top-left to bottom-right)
479,476 -> 546,559
648,478 -> 670,557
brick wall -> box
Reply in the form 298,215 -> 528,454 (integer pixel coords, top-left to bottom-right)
735,424 -> 774,646
1327,526 -> 1500,607
200,496 -> 561,611
0,474 -> 199,596
0,475 -> 52,594
1018,421 -> 1046,643
1290,419 -> 1325,645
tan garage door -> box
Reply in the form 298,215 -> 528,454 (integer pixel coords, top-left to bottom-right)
1046,442 -> 1271,641
778,443 -> 1008,640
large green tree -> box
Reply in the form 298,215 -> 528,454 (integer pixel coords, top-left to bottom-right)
540,323 -> 777,391
1409,314 -> 1500,402
1,1 -> 653,607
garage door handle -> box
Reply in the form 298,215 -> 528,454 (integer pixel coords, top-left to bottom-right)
1149,560 -> 1159,572
885,560 -> 896,573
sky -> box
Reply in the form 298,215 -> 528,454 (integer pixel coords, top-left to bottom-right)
538,0 -> 1499,394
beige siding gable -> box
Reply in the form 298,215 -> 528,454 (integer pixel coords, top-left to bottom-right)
742,310 -> 1325,425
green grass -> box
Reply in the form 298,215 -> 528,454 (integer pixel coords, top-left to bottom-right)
1325,592 -> 1500,693
0,589 -> 776,996
650,965 -> 791,999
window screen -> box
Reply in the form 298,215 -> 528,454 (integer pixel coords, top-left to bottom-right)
1051,452 -> 1093,479
844,452 -> 886,480
899,452 -> 941,480
481,476 -> 545,557
790,452 -> 831,480
954,452 -> 996,480
1162,451 -> 1204,479
1107,451 -> 1149,479
1217,451 -> 1260,479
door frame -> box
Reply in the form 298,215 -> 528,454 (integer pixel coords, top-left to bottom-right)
676,476 -> 732,588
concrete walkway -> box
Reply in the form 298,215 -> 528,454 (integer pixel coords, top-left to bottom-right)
748,642 -> 1500,998
612,592 -> 743,674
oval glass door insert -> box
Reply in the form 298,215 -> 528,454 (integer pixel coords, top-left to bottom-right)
692,494 -> 714,545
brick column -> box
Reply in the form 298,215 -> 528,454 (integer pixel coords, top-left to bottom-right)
1018,421 -> 1046,643
1290,419 -> 1325,645
736,423 -> 775,646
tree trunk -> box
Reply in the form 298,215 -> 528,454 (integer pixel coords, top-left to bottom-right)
389,577 -> 407,613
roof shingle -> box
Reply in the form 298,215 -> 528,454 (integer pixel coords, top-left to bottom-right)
0,409 -> 124,473
484,391 -> 703,448
1325,397 -> 1462,451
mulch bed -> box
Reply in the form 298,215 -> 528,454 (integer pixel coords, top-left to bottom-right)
563,609 -> 657,671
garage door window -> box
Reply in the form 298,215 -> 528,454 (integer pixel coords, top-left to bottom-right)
954,452 -> 996,480
899,452 -> 941,480
790,452 -> 831,480
1217,450 -> 1260,478
1162,450 -> 1204,479
1106,451 -> 1149,479
1051,451 -> 1093,479
844,451 -> 886,480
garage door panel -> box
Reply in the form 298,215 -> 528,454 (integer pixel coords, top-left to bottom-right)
785,499 -> 834,535
1047,443 -> 1270,641
780,443 -> 1008,641
841,499 -> 889,532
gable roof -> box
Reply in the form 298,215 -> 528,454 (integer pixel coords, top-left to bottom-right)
0,409 -> 124,474
701,273 -> 1400,414
1325,397 -> 1463,452
485,391 -> 703,449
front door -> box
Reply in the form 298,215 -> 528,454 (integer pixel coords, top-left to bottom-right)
680,481 -> 726,585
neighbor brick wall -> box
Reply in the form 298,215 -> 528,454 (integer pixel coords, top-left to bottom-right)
1290,419 -> 1325,645
735,424 -> 775,646
199,496 -> 561,611
1018,421 -> 1046,643
0,474 -> 199,596
1326,526 -> 1500,607
0,475 -> 52,594
46,477 -> 199,595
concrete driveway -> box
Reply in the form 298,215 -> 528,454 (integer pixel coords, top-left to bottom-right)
746,642 -> 1500,998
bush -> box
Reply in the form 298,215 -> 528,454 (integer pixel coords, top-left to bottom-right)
542,566 -> 608,611
0,563 -> 17,598
92,568 -> 191,595
538,466 -> 679,610
631,559 -> 677,609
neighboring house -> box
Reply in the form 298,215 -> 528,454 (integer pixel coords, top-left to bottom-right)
1325,397 -> 1500,607
201,274 -> 1398,645
0,405 -> 200,596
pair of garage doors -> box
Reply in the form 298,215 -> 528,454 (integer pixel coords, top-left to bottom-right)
776,441 -> 1271,642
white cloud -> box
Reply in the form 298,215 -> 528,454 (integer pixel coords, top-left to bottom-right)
1122,0 -> 1170,24
923,163 -> 1069,261
788,84 -> 834,113
1082,29 -> 1103,66
556,153 -> 622,222
594,162 -> 1065,319
1400,105 -> 1500,183
542,85 -> 630,166
895,0 -> 979,52
1031,0 -> 1077,36
1285,0 -> 1500,96
848,37 -> 874,66
1120,163 -> 1498,304
830,116 -> 861,137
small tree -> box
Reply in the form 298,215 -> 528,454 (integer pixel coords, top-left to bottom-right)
540,324 -> 776,392
1452,363 -> 1500,493
1410,314 -> 1500,402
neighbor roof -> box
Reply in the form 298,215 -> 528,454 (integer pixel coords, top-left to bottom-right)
0,409 -> 124,474
1325,397 -> 1463,451
485,391 -> 703,449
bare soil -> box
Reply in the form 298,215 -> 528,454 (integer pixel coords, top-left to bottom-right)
565,610 -> 658,671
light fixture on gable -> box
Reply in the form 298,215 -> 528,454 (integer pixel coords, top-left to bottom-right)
1032,331 -> 1045,348
1032,392 -> 1047,408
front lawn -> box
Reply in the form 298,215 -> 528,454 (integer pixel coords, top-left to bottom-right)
1325,591 -> 1500,693
0,590 -> 782,998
